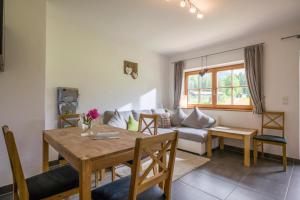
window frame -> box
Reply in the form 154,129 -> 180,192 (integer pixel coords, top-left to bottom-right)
184,63 -> 253,111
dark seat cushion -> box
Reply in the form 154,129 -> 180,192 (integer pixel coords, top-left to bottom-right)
254,135 -> 287,144
26,165 -> 79,200
92,176 -> 165,200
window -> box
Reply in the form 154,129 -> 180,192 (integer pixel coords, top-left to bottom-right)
184,64 -> 252,110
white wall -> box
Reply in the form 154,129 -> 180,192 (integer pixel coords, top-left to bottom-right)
46,2 -> 169,160
169,20 -> 300,159
0,0 -> 46,187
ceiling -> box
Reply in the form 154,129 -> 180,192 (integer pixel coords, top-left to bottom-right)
49,0 -> 300,55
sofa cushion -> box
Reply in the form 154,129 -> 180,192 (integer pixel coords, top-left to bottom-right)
151,108 -> 166,114
107,111 -> 127,129
158,113 -> 172,128
181,108 -> 215,129
118,111 -> 132,122
157,127 -> 208,143
152,109 -> 171,128
157,128 -> 174,135
127,115 -> 138,132
132,109 -> 152,121
170,108 -> 187,127
103,111 -> 115,124
177,127 -> 208,143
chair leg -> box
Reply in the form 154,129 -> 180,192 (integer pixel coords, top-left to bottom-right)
94,172 -> 98,187
100,169 -> 105,180
283,144 -> 287,171
96,169 -> 106,186
111,166 -> 116,182
164,178 -> 172,200
253,139 -> 258,165
13,183 -> 19,200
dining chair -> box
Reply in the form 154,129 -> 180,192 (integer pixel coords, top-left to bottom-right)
253,112 -> 287,170
138,113 -> 159,135
58,113 -> 107,186
58,114 -> 80,164
92,131 -> 178,200
2,125 -> 79,200
58,114 -> 80,128
111,114 -> 159,181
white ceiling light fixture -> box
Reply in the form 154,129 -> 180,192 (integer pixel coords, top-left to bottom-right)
197,12 -> 204,19
189,5 -> 196,13
166,0 -> 204,19
180,0 -> 186,8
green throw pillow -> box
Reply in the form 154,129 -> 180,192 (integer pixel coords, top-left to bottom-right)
127,115 -> 138,132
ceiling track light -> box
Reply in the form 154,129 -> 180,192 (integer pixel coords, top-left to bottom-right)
165,0 -> 204,19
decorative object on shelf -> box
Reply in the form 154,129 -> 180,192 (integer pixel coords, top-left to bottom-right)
81,108 -> 100,133
166,0 -> 204,19
124,60 -> 138,79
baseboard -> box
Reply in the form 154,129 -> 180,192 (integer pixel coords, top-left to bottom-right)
0,184 -> 12,196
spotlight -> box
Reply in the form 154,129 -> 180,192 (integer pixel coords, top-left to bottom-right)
189,6 -> 196,13
197,12 -> 204,19
180,0 -> 186,7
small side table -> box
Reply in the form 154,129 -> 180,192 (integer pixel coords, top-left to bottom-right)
207,126 -> 258,167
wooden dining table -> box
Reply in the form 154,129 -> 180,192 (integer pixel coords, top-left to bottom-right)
42,124 -> 148,200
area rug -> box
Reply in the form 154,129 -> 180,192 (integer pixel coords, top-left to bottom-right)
115,150 -> 210,181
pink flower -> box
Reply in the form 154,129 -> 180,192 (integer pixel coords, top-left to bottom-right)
86,108 -> 100,120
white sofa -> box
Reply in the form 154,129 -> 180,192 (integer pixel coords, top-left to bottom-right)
103,109 -> 219,155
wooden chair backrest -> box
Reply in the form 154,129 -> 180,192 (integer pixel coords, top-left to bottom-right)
129,131 -> 178,200
262,112 -> 285,137
138,114 -> 158,136
2,126 -> 29,200
58,114 -> 80,128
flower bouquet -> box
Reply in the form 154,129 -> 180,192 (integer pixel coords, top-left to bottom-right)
81,108 -> 100,133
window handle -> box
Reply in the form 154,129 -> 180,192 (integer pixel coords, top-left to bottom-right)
213,89 -> 217,95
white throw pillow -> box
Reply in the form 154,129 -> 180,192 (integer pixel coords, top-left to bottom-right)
132,109 -> 152,121
170,108 -> 187,127
181,108 -> 215,129
107,111 -> 127,129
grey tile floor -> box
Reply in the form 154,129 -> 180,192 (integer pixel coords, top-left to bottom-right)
1,149 -> 299,200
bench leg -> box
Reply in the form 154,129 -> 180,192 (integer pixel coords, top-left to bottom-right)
219,137 -> 224,150
244,136 -> 251,167
261,142 -> 264,158
253,139 -> 258,165
111,167 -> 116,181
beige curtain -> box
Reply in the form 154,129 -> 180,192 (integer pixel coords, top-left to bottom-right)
174,61 -> 184,109
244,44 -> 264,114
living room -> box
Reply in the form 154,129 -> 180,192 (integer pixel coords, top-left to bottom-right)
1,0 -> 300,200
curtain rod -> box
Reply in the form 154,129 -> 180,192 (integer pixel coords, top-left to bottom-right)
281,34 -> 300,40
171,42 -> 264,64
